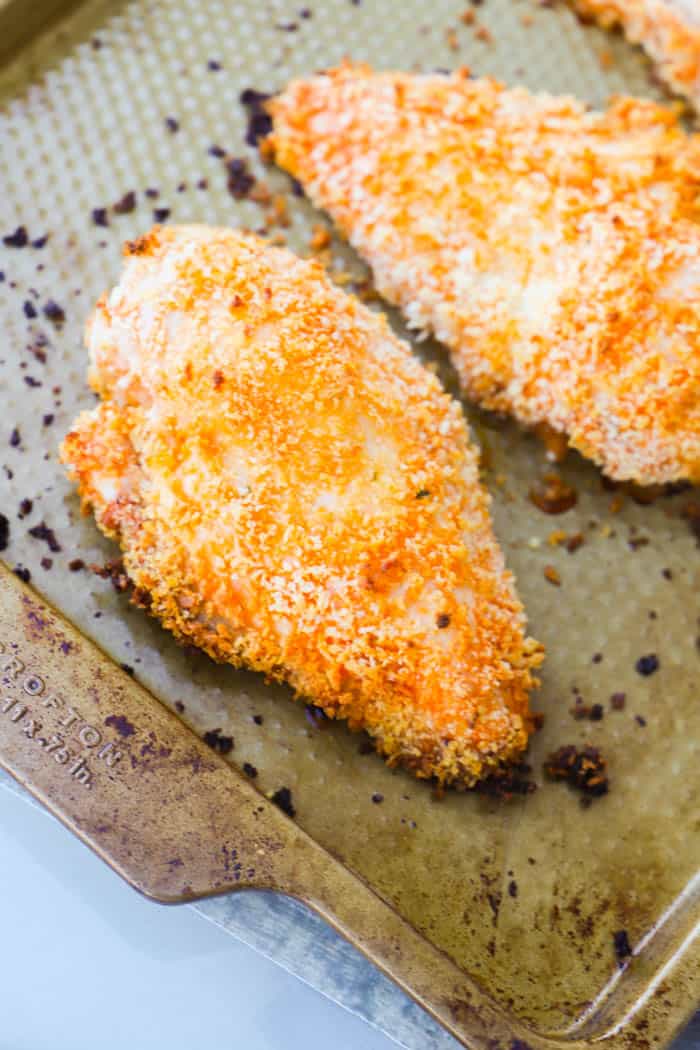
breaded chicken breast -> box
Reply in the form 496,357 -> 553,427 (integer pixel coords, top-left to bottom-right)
269,66 -> 700,485
570,0 -> 700,112
61,225 -> 542,787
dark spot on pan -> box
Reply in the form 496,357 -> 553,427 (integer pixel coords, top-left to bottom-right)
105,714 -> 136,738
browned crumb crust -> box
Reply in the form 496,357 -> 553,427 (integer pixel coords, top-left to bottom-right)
61,224 -> 543,788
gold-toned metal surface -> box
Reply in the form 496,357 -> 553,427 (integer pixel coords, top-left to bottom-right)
0,1 -> 698,1048
1,561 -> 697,1050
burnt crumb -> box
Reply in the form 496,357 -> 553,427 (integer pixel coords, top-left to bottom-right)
415,489 -> 431,499
28,335 -> 48,363
153,208 -> 171,223
276,20 -> 298,30
9,427 -> 21,448
145,187 -> 160,199
476,762 -> 537,800
91,37 -> 103,49
242,761 -> 258,778
176,182 -> 187,193
3,467 -> 13,479
174,700 -> 185,713
207,59 -> 222,71
565,532 -> 584,553
510,1042 -> 534,1050
42,413 -> 54,426
544,745 -> 609,798
661,568 -> 673,580
164,116 -> 180,133
570,698 -> 589,720
436,613 -> 450,629
68,558 -> 85,572
24,376 -> 41,388
18,498 -> 33,519
0,513 -> 9,551
120,662 -> 135,677
113,190 -> 137,215
43,300 -> 65,326
3,226 -> 28,248
240,88 -> 273,147
203,728 -> 235,755
592,652 -> 602,664
635,653 -> 659,677
613,929 -> 632,964
40,557 -> 53,570
31,235 -> 48,249
23,300 -> 37,319
543,564 -> 561,586
252,714 -> 263,725
91,207 -> 109,227
635,714 -> 647,727
300,6 -> 312,16
196,178 -> 209,190
208,144 -> 226,158
13,565 -> 30,583
529,475 -> 578,515
590,703 -> 604,721
270,786 -> 296,817
226,157 -> 256,199
289,177 -> 304,197
508,879 -> 518,898
628,535 -> 649,551
371,792 -> 384,804
92,558 -> 130,593
610,692 -> 626,711
28,521 -> 61,552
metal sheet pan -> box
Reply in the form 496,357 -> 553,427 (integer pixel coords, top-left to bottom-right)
0,1 -> 698,1047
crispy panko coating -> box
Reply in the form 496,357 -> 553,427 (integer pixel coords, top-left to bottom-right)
570,0 -> 700,112
61,225 -> 542,787
269,65 -> 700,485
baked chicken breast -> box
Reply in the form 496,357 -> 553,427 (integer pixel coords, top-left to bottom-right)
61,225 -> 542,787
269,65 -> 700,485
570,0 -> 700,112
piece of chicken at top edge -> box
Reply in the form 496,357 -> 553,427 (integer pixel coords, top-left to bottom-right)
60,224 -> 543,789
267,64 -> 700,486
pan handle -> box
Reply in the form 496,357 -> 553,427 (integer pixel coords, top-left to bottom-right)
0,563 -> 587,1050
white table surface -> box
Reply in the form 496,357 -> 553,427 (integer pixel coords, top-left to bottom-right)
1,784 -> 697,1050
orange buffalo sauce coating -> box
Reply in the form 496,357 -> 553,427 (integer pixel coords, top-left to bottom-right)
61,225 -> 543,787
269,64 -> 700,485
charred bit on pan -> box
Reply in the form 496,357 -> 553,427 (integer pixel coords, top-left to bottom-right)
544,745 -> 609,800
242,762 -> 258,778
529,474 -> 578,515
203,728 -> 235,755
227,157 -> 256,200
635,653 -> 659,677
240,88 -> 273,147
113,191 -> 137,215
610,691 -> 626,711
613,928 -> 632,965
475,762 -> 537,800
3,226 -> 28,248
270,786 -> 296,817
27,521 -> 61,553
0,513 -> 9,552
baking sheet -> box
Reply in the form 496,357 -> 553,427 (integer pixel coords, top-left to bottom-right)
0,0 -> 698,1043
